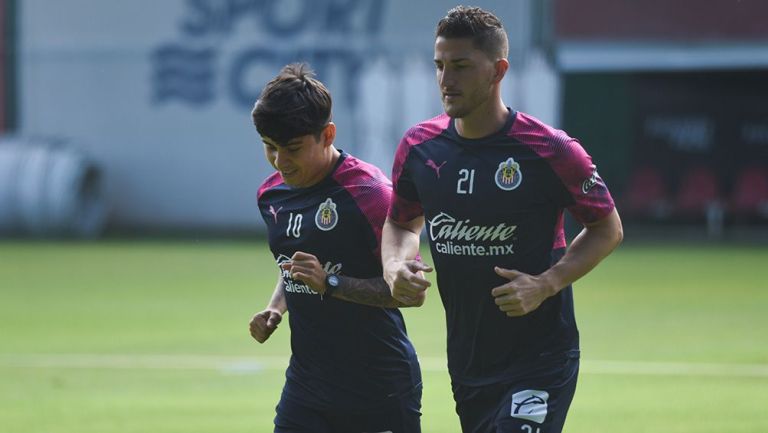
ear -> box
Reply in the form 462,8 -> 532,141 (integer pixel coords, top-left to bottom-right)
492,58 -> 509,84
322,122 -> 336,147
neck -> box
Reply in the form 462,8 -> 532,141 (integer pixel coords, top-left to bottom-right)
319,146 -> 341,179
298,146 -> 341,188
455,97 -> 508,139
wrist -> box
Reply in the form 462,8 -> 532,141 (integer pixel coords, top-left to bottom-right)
539,270 -> 562,297
323,273 -> 340,298
382,258 -> 401,285
382,257 -> 397,271
318,271 -> 328,295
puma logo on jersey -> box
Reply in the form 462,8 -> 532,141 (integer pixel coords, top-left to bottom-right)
268,205 -> 283,223
426,159 -> 447,178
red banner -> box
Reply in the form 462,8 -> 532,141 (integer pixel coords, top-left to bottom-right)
556,0 -> 768,40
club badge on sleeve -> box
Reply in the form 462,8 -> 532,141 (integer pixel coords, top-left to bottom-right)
315,198 -> 339,231
581,169 -> 599,194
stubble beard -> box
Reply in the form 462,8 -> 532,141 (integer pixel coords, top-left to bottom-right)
443,100 -> 470,119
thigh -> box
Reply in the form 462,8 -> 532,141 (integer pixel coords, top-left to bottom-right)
494,357 -> 580,433
452,357 -> 579,433
329,385 -> 423,433
274,394 -> 331,433
453,381 -> 510,433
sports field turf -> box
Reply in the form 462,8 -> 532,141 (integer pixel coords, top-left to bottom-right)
1,240 -> 767,432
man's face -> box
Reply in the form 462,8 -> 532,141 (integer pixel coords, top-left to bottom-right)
434,36 -> 497,118
262,128 -> 330,188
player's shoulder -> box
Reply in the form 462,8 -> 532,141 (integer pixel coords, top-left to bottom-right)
508,111 -> 573,143
400,113 -> 451,147
334,153 -> 392,190
508,111 -> 584,158
257,171 -> 284,201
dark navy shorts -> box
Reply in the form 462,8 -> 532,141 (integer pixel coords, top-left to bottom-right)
452,355 -> 579,433
273,384 -> 422,433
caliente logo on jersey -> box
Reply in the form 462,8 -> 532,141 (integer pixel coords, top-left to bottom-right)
510,389 -> 549,424
428,212 -> 517,256
495,157 -> 523,191
315,198 -> 339,231
276,254 -> 343,295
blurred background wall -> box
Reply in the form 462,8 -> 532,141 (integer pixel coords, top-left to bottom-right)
1,0 -> 767,236
555,0 -> 768,234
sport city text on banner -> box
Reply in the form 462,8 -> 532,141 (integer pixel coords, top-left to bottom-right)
151,0 -> 387,108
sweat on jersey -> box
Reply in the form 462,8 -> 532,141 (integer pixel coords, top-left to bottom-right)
257,151 -> 420,410
389,109 -> 615,387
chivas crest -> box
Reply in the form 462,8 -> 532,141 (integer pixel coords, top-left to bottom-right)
495,157 -> 522,191
315,198 -> 339,231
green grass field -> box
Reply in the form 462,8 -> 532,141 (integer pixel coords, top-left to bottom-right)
1,240 -> 767,432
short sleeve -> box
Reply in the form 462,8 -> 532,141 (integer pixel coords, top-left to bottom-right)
549,138 -> 615,224
354,179 -> 392,260
388,134 -> 424,223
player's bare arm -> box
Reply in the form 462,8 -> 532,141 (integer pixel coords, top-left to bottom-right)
541,208 -> 623,291
491,208 -> 623,316
332,275 -> 425,308
249,276 -> 287,343
382,216 -> 433,306
282,251 -> 421,308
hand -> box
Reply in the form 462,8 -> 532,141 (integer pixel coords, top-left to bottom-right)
384,259 -> 432,307
281,251 -> 327,294
249,309 -> 282,343
491,267 -> 556,317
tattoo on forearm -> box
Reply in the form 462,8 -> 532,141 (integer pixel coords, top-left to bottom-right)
333,276 -> 402,308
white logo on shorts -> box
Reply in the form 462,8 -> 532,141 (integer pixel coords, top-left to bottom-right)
510,389 -> 549,424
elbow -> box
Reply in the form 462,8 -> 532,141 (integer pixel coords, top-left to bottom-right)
613,215 -> 624,248
614,227 -> 624,249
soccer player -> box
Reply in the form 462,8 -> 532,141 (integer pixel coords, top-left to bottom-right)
382,6 -> 623,433
249,63 -> 423,433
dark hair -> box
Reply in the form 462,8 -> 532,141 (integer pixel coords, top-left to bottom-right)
436,6 -> 508,60
252,63 -> 332,145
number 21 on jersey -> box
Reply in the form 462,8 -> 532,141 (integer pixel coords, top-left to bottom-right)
457,169 -> 475,194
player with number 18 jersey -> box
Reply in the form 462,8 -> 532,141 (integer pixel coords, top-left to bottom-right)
258,151 -> 421,429
251,63 -> 424,432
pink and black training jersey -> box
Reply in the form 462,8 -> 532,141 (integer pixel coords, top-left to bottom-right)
390,109 -> 615,386
258,151 -> 420,410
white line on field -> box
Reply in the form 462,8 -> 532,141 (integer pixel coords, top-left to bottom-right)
1,354 -> 767,378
